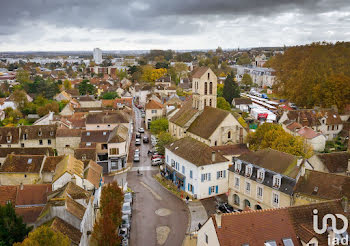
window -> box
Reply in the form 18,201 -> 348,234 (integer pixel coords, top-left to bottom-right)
282,238 -> 294,246
204,99 -> 207,106
50,131 -> 54,136
257,186 -> 263,199
27,159 -> 32,164
87,132 -> 90,136
6,135 -> 12,143
108,124 -> 111,127
152,110 -> 157,113
209,99 -> 212,107
23,134 -> 28,140
110,148 -> 118,155
182,166 -> 185,174
82,154 -> 86,161
234,176 -> 240,189
21,143 -> 24,148
205,233 -> 208,244
228,131 -> 231,139
39,140 -> 43,145
38,130 -> 42,136
204,82 -> 208,95
201,173 -> 211,182
97,125 -> 100,128
209,82 -> 213,94
209,185 -> 218,195
235,160 -> 242,173
86,142 -> 91,147
245,164 -> 252,177
214,140 -> 217,146
245,181 -> 251,194
188,183 -> 193,192
217,170 -> 226,179
265,241 -> 277,246
272,192 -> 279,206
208,73 -> 210,80
190,170 -> 193,179
48,139 -> 51,145
233,194 -> 240,206
273,175 -> 281,188
103,132 -> 107,135
257,169 -> 265,182
166,155 -> 169,163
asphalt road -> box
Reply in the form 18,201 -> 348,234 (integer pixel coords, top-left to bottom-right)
127,103 -> 189,246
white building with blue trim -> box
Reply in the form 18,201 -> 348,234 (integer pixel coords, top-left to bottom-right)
164,137 -> 230,199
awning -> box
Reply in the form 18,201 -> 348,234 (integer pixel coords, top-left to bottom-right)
175,171 -> 185,180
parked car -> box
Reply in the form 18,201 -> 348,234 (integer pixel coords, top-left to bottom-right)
138,127 -> 145,133
136,133 -> 141,139
152,158 -> 163,166
121,238 -> 129,246
119,227 -> 129,239
151,154 -> 164,160
133,154 -> 140,162
121,214 -> 131,229
141,113 -> 145,118
135,139 -> 141,145
143,136 -> 149,143
134,149 -> 140,155
124,192 -> 133,204
122,202 -> 132,216
137,105 -> 143,109
216,203 -> 236,213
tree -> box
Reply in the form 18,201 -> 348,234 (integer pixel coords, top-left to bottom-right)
241,74 -> 253,88
173,63 -> 188,82
150,118 -> 169,135
217,84 -> 224,97
37,102 -> 59,117
78,80 -> 96,95
247,123 -> 313,158
217,97 -> 231,111
236,53 -> 251,65
16,69 -> 31,84
11,90 -> 28,110
268,42 -> 350,112
13,225 -> 70,246
63,79 -> 72,90
216,46 -> 223,53
101,91 -> 119,100
0,203 -> 31,246
156,132 -> 175,155
141,66 -> 167,82
223,72 -> 240,105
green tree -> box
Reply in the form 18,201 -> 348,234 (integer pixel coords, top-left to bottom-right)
0,203 -> 31,246
223,72 -> 240,105
156,132 -> 175,155
101,91 -> 119,100
217,84 -> 224,97
247,123 -> 313,158
217,97 -> 231,111
237,53 -> 251,65
13,225 -> 70,246
63,79 -> 72,90
241,74 -> 253,88
37,102 -> 59,117
150,118 -> 169,135
78,80 -> 96,95
16,69 -> 31,84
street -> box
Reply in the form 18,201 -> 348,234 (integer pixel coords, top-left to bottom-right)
128,103 -> 189,246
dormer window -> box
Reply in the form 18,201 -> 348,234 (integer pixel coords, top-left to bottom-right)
103,132 -> 106,136
273,175 -> 282,188
245,164 -> 253,177
38,130 -> 42,136
257,169 -> 265,182
86,142 -> 91,147
23,134 -> 28,140
82,154 -> 86,161
50,131 -> 54,136
6,135 -> 12,143
87,132 -> 90,136
235,160 -> 242,173
27,159 -> 32,164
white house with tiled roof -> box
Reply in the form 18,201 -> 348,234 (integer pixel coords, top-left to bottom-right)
164,137 -> 230,199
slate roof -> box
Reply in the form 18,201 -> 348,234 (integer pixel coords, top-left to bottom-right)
51,217 -> 82,245
212,208 -> 299,246
295,170 -> 350,200
169,98 -> 199,127
187,106 -> 230,140
0,154 -> 45,173
315,152 -> 350,173
165,137 -> 228,166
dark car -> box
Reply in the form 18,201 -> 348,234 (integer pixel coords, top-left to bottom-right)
143,136 -> 149,143
135,133 -> 141,139
216,203 -> 235,213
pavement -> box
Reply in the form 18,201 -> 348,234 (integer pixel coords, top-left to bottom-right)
187,201 -> 208,232
127,103 -> 189,246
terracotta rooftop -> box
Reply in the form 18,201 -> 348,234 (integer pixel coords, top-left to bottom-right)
15,207 -> 44,224
166,137 -> 228,166
295,170 -> 350,200
192,67 -> 210,79
56,128 -> 81,138
187,106 -> 230,140
108,125 -> 128,143
42,156 -> 65,173
51,217 -> 82,245
212,144 -> 250,157
286,121 -> 303,132
84,160 -> 103,188
48,181 -> 91,201
20,125 -> 57,140
66,196 -> 86,220
0,186 -> 17,205
0,147 -> 54,158
86,111 -> 130,124
0,154 -> 45,173
0,127 -> 20,144
169,98 -> 199,127
315,151 -> 350,173
145,100 -> 163,110
16,184 -> 52,206
285,109 -> 342,127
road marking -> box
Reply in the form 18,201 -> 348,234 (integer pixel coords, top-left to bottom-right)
140,181 -> 162,200
131,166 -> 158,171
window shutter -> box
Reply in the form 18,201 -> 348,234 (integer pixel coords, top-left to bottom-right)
201,174 -> 204,182
209,187 -> 211,195
188,183 -> 189,191
217,171 -> 219,179
216,185 -> 218,194
224,170 -> 226,178
209,173 -> 211,181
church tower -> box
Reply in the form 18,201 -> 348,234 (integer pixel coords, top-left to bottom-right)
192,67 -> 217,111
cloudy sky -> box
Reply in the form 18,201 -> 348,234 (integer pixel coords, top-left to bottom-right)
0,0 -> 350,51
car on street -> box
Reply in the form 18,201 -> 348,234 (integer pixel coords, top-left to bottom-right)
135,138 -> 141,145
136,132 -> 141,139
124,192 -> 133,204
121,214 -> 131,229
121,238 -> 129,246
143,136 -> 149,143
138,127 -> 145,133
122,202 -> 132,216
133,154 -> 140,162
141,113 -> 145,118
118,227 -> 129,239
216,203 -> 238,213
151,154 -> 164,160
152,158 -> 163,166
134,148 -> 140,155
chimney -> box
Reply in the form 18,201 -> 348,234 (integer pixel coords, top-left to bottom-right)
71,174 -> 76,185
341,197 -> 348,213
212,151 -> 216,162
215,212 -> 222,228
20,182 -> 23,190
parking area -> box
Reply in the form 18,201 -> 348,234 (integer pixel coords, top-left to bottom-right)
201,194 -> 229,216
